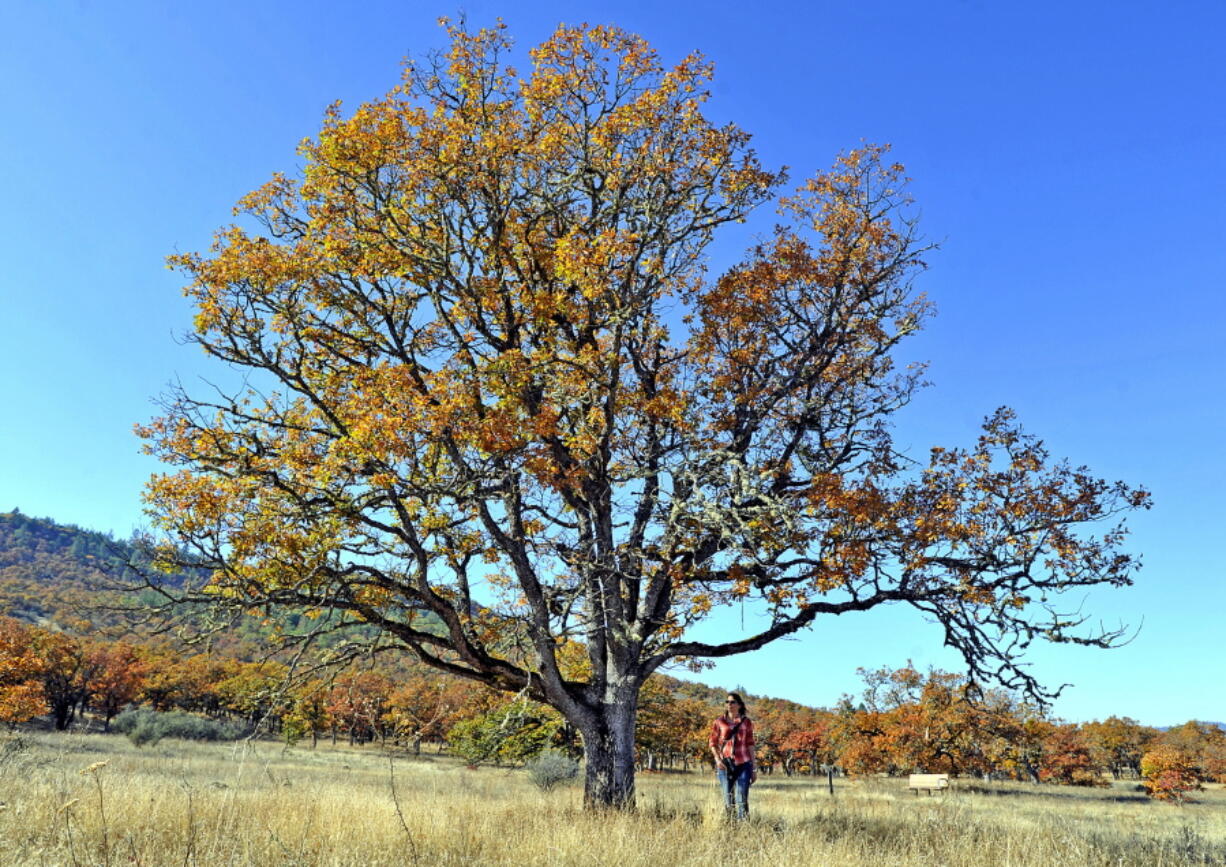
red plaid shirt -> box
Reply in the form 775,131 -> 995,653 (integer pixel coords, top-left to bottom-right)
710,715 -> 755,765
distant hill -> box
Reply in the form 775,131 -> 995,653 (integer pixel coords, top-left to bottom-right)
1155,721 -> 1226,732
0,509 -> 449,661
0,509 -> 294,654
0,509 -> 138,629
0,509 -> 129,562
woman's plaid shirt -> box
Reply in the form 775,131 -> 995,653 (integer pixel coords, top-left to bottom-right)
709,716 -> 755,765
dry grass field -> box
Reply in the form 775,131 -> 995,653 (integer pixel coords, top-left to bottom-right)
1,731 -> 1224,866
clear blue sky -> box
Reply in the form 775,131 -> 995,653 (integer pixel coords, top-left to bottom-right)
1,0 -> 1222,726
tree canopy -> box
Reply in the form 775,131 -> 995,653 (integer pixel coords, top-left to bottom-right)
137,21 -> 1149,807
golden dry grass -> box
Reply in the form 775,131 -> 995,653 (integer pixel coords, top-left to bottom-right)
1,731 -> 1223,866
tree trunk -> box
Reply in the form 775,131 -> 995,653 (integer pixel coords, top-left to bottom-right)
52,699 -> 74,731
578,700 -> 638,809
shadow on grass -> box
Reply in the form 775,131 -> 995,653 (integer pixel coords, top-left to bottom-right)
953,782 -> 1150,804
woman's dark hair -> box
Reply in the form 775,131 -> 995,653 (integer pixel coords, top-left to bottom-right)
725,692 -> 748,719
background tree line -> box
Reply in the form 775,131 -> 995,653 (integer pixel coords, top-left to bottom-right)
3,613 -> 1222,799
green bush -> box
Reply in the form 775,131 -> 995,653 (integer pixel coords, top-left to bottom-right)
112,708 -> 247,746
446,699 -> 562,767
526,750 -> 579,791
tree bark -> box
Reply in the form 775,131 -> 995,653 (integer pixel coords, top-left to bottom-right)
577,700 -> 638,809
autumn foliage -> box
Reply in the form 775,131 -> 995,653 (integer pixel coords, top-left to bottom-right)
0,617 -> 46,726
1141,745 -> 1202,802
1038,724 -> 1107,787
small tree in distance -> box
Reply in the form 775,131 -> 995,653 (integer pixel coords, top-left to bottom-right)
1039,724 -> 1107,787
1141,745 -> 1201,803
136,21 -> 1150,809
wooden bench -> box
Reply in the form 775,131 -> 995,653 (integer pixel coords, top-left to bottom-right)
908,773 -> 950,795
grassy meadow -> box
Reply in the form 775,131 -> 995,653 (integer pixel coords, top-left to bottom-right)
1,731 -> 1224,866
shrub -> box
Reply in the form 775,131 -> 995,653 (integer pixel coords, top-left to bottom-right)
526,750 -> 579,791
1140,745 -> 1201,803
446,699 -> 561,767
0,733 -> 31,767
126,714 -> 162,747
112,707 -> 246,746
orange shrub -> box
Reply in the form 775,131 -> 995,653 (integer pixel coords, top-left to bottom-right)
1140,745 -> 1201,803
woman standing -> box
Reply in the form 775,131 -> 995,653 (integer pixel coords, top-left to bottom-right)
709,692 -> 757,819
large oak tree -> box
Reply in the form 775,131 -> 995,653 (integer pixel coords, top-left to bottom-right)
139,22 -> 1149,808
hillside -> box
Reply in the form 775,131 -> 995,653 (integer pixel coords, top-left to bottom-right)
0,510 -> 320,656
0,509 -> 137,629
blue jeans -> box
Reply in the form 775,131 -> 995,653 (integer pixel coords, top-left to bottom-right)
717,762 -> 752,819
